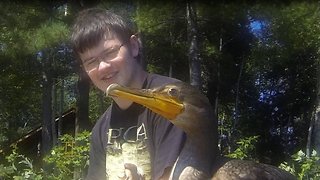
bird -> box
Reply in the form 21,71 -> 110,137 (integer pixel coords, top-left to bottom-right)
106,81 -> 297,180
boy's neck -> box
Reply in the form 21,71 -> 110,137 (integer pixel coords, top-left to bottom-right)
113,71 -> 148,110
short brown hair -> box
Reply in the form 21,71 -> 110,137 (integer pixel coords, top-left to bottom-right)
70,8 -> 136,54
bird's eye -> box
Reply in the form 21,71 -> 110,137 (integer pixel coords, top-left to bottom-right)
168,88 -> 179,97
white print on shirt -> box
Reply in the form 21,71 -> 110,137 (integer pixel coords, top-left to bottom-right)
105,123 -> 151,180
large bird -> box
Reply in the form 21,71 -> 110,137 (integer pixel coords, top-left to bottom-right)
106,82 -> 296,180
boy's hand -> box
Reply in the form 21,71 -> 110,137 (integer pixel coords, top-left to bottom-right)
123,163 -> 145,180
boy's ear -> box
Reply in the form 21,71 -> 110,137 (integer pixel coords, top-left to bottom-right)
129,35 -> 139,57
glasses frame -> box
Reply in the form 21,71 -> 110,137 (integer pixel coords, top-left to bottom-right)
83,43 -> 124,73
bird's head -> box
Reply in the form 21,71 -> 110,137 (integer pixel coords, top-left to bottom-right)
106,82 -> 216,136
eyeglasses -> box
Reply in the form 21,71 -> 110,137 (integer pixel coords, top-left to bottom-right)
83,44 -> 124,72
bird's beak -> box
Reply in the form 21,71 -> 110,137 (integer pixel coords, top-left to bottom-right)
106,83 -> 184,120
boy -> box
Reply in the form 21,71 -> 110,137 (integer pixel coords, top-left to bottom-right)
70,8 -> 185,180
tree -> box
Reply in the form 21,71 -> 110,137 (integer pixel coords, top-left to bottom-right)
246,2 -> 320,163
1,1 -> 320,177
134,1 -> 189,81
186,1 -> 201,89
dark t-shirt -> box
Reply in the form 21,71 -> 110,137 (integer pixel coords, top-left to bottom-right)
86,73 -> 186,180
106,102 -> 150,179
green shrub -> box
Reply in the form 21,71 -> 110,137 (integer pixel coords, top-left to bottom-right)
0,146 -> 43,179
0,131 -> 91,180
226,135 -> 259,160
279,150 -> 320,180
44,131 -> 90,179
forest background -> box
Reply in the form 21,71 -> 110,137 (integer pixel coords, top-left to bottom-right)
0,0 -> 320,179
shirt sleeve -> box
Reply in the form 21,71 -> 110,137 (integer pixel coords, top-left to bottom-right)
86,115 -> 108,180
151,114 -> 186,180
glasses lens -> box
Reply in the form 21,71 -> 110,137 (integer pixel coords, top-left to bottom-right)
84,59 -> 98,72
84,44 -> 123,72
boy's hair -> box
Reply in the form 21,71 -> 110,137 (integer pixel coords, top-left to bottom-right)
70,8 -> 145,67
71,8 -> 135,53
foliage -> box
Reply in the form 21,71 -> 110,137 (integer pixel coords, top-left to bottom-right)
88,86 -> 112,124
134,1 -> 189,80
0,131 -> 91,179
0,146 -> 43,180
244,2 -> 320,163
226,135 -> 259,160
0,1 -> 75,148
27,21 -> 69,53
44,131 -> 91,179
0,0 -> 320,177
279,150 -> 320,180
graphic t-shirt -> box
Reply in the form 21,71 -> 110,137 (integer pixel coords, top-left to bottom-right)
85,73 -> 186,180
106,102 -> 151,179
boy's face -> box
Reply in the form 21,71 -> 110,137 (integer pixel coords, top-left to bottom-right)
79,35 -> 139,92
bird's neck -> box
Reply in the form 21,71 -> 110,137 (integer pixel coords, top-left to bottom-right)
183,130 -> 218,163
171,129 -> 218,179
179,116 -> 218,160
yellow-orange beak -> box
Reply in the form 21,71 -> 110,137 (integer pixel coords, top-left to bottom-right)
106,84 -> 184,120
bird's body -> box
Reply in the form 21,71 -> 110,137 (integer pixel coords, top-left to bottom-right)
211,158 -> 295,180
106,82 -> 296,180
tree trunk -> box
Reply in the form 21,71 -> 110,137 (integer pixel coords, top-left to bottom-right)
58,79 -> 64,144
98,90 -> 105,115
41,55 -> 54,158
52,81 -> 57,146
169,31 -> 174,78
216,36 -> 222,151
312,59 -> 320,154
74,68 -> 90,179
314,106 -> 320,154
186,1 -> 201,89
233,60 -> 244,131
214,37 -> 222,120
306,113 -> 314,157
75,68 -> 90,133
